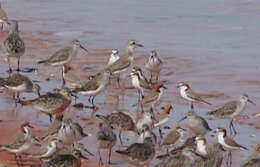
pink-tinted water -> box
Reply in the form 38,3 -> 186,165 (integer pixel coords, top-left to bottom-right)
0,0 -> 260,167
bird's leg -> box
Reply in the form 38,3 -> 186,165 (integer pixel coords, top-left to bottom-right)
226,152 -> 229,167
149,73 -> 153,83
231,119 -> 237,136
229,151 -> 232,167
159,127 -> 163,140
98,148 -> 103,167
190,102 -> 194,110
88,96 -> 92,103
117,74 -> 120,88
61,66 -> 65,88
91,96 -> 95,106
49,114 -> 53,123
17,56 -> 20,72
7,56 -> 12,74
19,155 -> 24,167
108,147 -> 112,164
14,154 -> 20,167
0,23 -> 3,31
119,130 -> 123,145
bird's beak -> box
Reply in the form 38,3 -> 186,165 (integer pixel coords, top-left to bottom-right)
80,45 -> 88,53
248,99 -> 256,105
37,92 -> 41,97
135,43 -> 144,47
178,116 -> 187,123
163,85 -> 167,89
180,127 -> 186,131
176,85 -> 180,88
28,124 -> 34,129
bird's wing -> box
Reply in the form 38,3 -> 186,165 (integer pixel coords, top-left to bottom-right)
47,47 -> 71,63
107,57 -> 131,73
162,131 -> 180,145
209,101 -> 238,117
140,91 -> 159,105
139,78 -> 152,90
74,79 -> 99,92
225,136 -> 247,150
186,89 -> 211,105
4,74 -> 28,87
4,34 -> 25,54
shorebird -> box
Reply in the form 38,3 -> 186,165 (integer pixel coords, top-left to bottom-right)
107,49 -> 120,66
0,73 -> 40,102
155,146 -> 203,167
130,66 -> 152,101
136,108 -> 154,133
28,138 -> 58,160
96,110 -> 137,144
176,82 -> 211,109
133,82 -> 166,112
207,93 -> 255,135
216,127 -> 248,167
31,149 -> 88,167
154,104 -> 173,140
241,144 -> 260,167
3,20 -> 25,72
145,50 -> 163,82
194,143 -> 224,167
19,88 -> 72,122
116,137 -> 155,167
0,122 -> 37,166
62,64 -> 84,90
106,40 -> 143,86
73,69 -> 111,106
161,124 -> 186,151
138,124 -> 157,145
41,113 -> 63,140
0,2 -> 8,31
179,109 -> 211,135
54,142 -> 93,157
38,40 -> 87,85
57,118 -> 91,145
96,118 -> 117,166
195,135 -> 212,156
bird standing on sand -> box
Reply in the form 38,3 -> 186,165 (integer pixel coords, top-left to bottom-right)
241,144 -> 260,167
145,50 -> 163,82
176,82 -> 211,109
19,88 -> 72,122
216,127 -> 248,167
38,40 -> 87,86
3,20 -> 25,72
207,93 -> 255,136
96,117 -> 117,167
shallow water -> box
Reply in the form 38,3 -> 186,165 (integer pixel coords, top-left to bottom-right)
0,0 -> 260,167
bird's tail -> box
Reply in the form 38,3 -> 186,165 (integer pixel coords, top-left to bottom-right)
202,99 -> 212,105
115,150 -> 128,155
37,60 -> 48,64
206,110 -> 215,115
18,99 -> 31,106
96,114 -> 108,122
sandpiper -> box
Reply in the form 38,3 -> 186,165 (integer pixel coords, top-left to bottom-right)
130,66 -> 152,101
19,88 -> 72,122
62,64 -> 84,90
154,104 -> 173,140
38,40 -> 87,85
107,49 -> 120,66
216,127 -> 248,167
0,122 -> 36,166
176,82 -> 211,109
138,124 -> 157,145
57,118 -> 91,145
73,69 -> 111,106
106,40 -> 143,87
194,143 -> 224,167
96,110 -> 137,144
0,73 -> 40,101
116,137 -> 155,167
54,142 -> 93,157
155,146 -> 203,167
41,113 -> 63,140
145,50 -> 163,82
241,144 -> 260,167
136,108 -> 154,133
207,93 -> 255,135
161,124 -> 186,151
28,138 -> 58,160
133,82 -> 166,111
31,149 -> 88,167
3,20 -> 25,72
195,135 -> 212,156
0,2 -> 8,31
96,118 -> 117,166
179,109 -> 211,135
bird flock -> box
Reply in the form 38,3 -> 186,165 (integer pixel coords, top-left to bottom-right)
0,2 -> 259,167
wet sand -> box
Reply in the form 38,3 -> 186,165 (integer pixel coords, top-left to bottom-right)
0,0 -> 260,167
